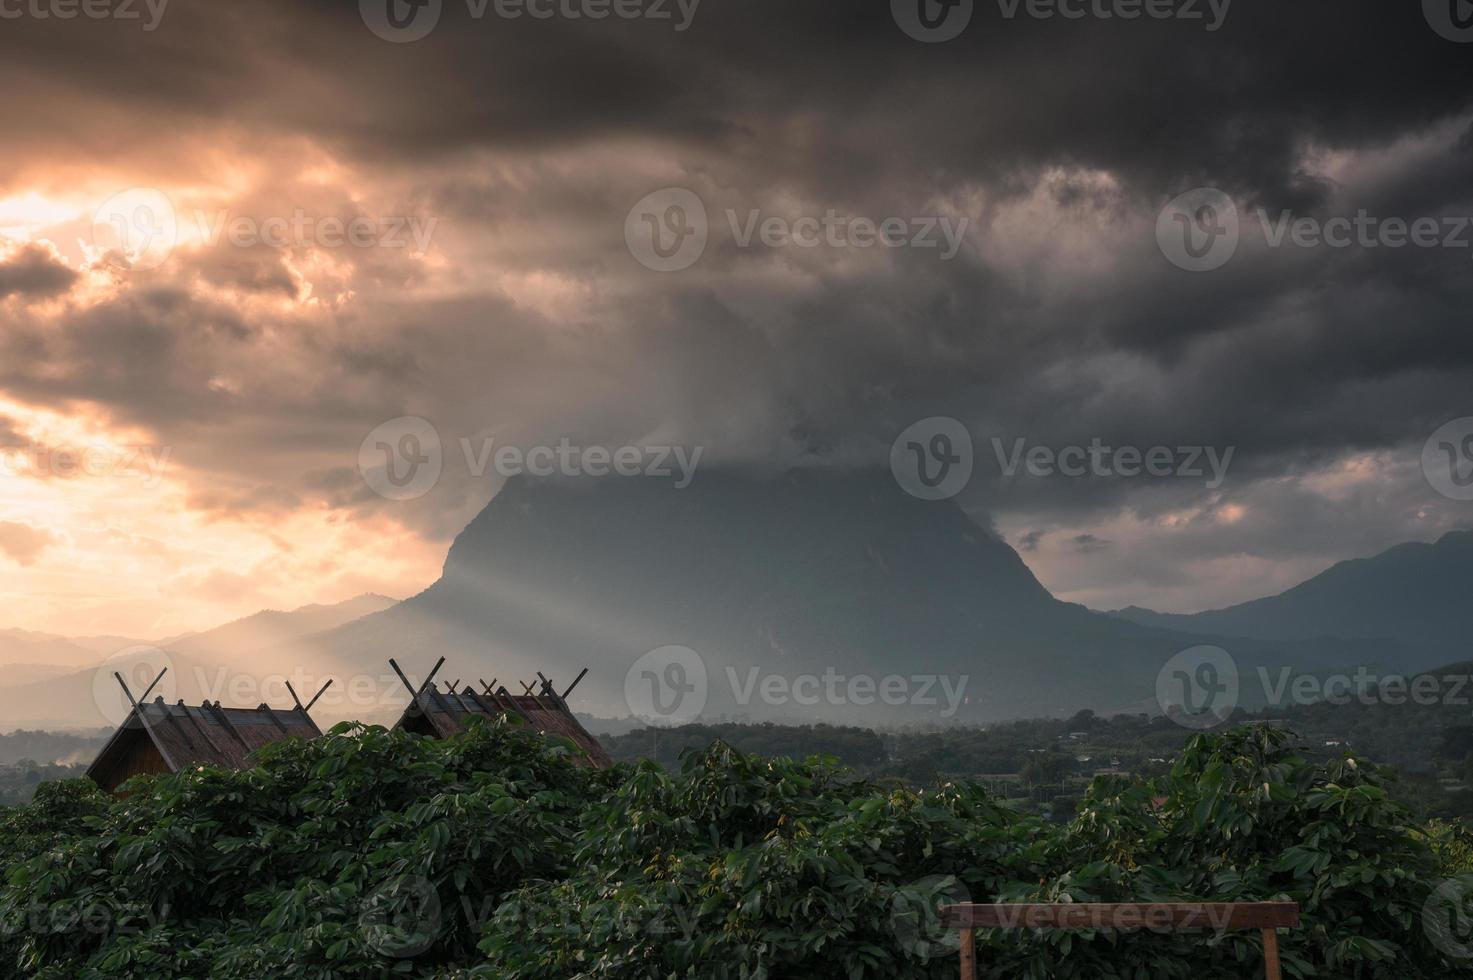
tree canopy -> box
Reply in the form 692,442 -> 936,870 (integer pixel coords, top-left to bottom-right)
1,719 -> 1469,978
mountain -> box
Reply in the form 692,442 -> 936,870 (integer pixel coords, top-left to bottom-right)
1109,530 -> 1473,658
0,628 -> 155,693
303,470 -> 1405,725
163,594 -> 399,661
0,594 -> 399,730
0,628 -> 131,673
0,663 -> 82,688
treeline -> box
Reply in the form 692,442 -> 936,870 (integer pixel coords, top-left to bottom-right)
0,729 -> 108,767
596,713 -> 1188,778
599,708 -> 1473,821
0,761 -> 87,806
599,721 -> 887,771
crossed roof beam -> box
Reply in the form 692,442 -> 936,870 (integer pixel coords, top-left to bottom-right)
110,668 -> 335,766
387,658 -> 589,720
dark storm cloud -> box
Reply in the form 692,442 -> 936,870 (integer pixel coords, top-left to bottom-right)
1,0 -> 1471,609
3,3 -> 1470,192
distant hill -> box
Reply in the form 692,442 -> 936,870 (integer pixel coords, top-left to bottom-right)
0,629 -> 129,675
0,594 -> 400,730
0,728 -> 109,766
1110,530 -> 1473,657
163,594 -> 399,661
302,470 -> 1409,725
0,629 -> 154,695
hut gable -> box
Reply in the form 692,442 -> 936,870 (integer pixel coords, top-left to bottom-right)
390,659 -> 612,769
86,669 -> 329,792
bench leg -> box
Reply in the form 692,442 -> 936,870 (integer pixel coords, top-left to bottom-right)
1261,927 -> 1281,980
959,927 -> 975,980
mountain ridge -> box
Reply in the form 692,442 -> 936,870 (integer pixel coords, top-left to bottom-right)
301,469 -> 1422,724
1108,529 -> 1473,654
0,593 -> 401,730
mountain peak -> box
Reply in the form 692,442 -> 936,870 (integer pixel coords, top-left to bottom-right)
304,467 -> 1209,722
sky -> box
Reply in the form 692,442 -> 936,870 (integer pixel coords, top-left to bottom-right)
0,0 -> 1472,638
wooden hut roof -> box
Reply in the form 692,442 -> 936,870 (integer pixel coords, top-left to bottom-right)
391,660 -> 612,768
86,696 -> 323,792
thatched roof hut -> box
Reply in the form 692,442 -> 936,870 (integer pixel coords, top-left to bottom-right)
390,659 -> 612,769
88,695 -> 324,792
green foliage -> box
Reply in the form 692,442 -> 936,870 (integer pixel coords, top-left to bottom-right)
0,761 -> 91,806
1420,818 -> 1473,877
1,722 -> 1469,978
0,718 -> 591,979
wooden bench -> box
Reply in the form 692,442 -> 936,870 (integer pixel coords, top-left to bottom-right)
939,902 -> 1300,980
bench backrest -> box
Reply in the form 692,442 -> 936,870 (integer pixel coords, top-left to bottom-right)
938,902 -> 1300,980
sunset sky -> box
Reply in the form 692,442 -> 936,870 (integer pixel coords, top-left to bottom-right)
1,2 -> 1471,639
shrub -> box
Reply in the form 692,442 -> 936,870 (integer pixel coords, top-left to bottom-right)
1,722 -> 1468,978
